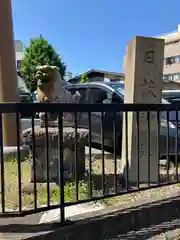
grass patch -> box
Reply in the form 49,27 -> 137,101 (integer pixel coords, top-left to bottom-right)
1,154 -> 177,210
0,158 -> 99,210
0,154 -> 122,210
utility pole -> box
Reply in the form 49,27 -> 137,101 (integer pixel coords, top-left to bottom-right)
0,0 -> 20,146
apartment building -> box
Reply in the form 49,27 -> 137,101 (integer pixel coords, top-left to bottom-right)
158,25 -> 180,85
14,40 -> 24,70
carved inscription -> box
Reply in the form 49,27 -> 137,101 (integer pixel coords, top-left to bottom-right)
144,50 -> 155,64
140,77 -> 157,100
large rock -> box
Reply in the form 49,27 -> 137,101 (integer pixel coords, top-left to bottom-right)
21,127 -> 89,183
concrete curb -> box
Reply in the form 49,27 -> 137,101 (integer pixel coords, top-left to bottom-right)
39,202 -> 105,224
24,195 -> 180,240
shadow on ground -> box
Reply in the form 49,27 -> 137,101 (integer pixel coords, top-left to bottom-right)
109,219 -> 180,239
0,196 -> 180,240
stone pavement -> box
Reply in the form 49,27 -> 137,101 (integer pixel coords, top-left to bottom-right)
0,213 -> 43,239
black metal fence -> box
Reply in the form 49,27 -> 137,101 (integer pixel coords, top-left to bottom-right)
0,103 -> 180,224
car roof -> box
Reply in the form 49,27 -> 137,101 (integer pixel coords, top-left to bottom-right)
66,81 -> 114,87
65,81 -> 124,91
65,82 -> 169,104
162,90 -> 180,93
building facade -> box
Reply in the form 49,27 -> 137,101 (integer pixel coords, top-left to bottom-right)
14,40 -> 24,70
157,25 -> 180,87
68,69 -> 124,84
123,26 -> 180,90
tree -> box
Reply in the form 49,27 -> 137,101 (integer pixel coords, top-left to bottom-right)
20,35 -> 66,92
80,73 -> 88,83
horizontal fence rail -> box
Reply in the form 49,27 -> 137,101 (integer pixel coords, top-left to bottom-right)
0,103 -> 180,224
1,102 -> 180,113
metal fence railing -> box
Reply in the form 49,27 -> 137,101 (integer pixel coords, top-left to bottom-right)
0,103 -> 180,224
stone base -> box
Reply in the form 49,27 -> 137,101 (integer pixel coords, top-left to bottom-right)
30,146 -> 86,183
21,126 -> 89,184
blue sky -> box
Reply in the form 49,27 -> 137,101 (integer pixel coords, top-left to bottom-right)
12,0 -> 180,76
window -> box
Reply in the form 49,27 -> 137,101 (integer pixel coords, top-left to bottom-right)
174,56 -> 180,63
173,74 -> 180,81
166,57 -> 174,65
16,60 -> 22,70
164,55 -> 180,65
163,73 -> 180,82
66,87 -> 87,103
163,75 -> 168,82
112,92 -> 123,103
168,75 -> 173,81
88,88 -> 108,104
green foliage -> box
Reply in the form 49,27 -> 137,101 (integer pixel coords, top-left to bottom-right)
80,73 -> 88,83
20,35 -> 66,92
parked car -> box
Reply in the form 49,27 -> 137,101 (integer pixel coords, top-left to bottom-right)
19,90 -> 33,118
65,82 -> 180,160
31,90 -> 38,103
20,91 -> 32,103
161,90 -> 180,127
162,90 -> 180,103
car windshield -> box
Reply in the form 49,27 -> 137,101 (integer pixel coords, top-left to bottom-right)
108,83 -> 170,104
108,82 -> 125,95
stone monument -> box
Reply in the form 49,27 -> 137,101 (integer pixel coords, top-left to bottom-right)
21,65 -> 87,183
121,36 -> 164,184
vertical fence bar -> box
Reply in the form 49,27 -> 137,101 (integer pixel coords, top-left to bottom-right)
16,111 -> 22,212
136,111 -> 140,188
175,110 -> 179,182
113,111 -> 117,193
45,112 -> 50,207
125,111 -> 129,190
101,112 -> 105,195
88,111 -> 92,198
0,113 -> 5,212
74,112 -> 78,201
166,111 -> 170,182
58,112 -> 65,224
147,111 -> 150,187
157,111 -> 160,184
31,111 -> 37,210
